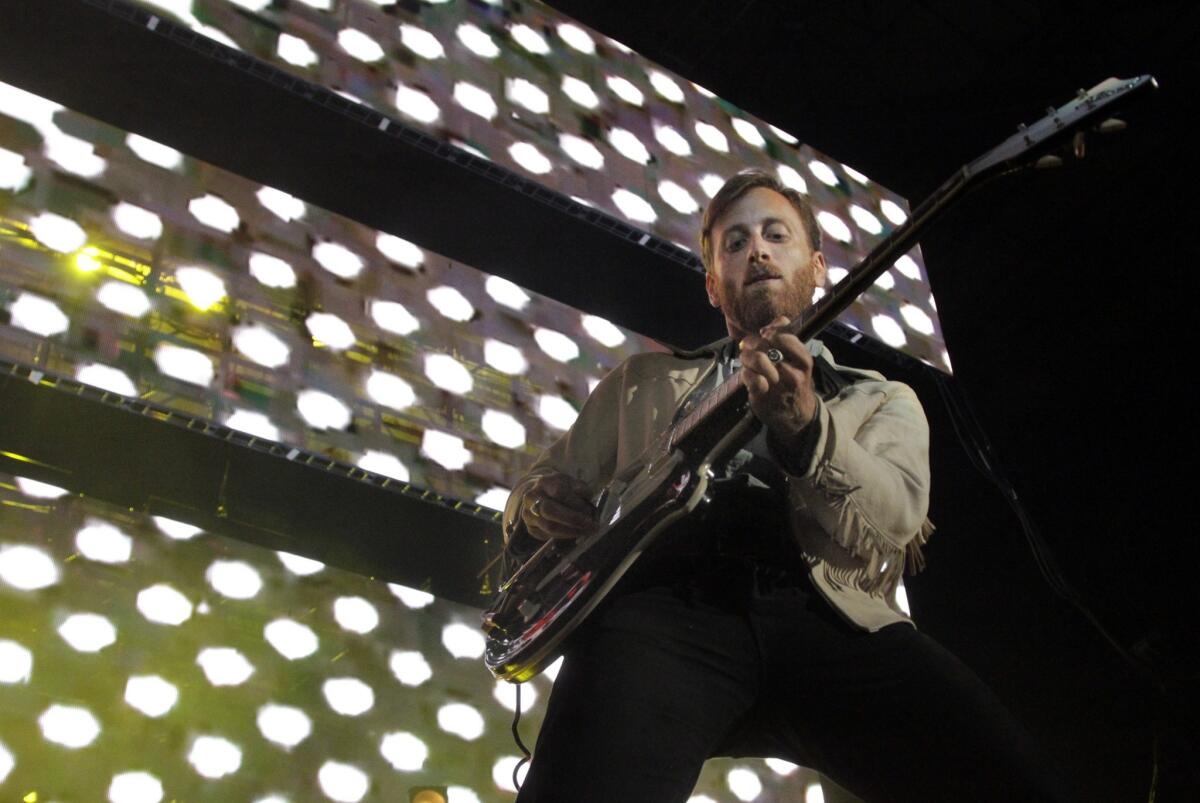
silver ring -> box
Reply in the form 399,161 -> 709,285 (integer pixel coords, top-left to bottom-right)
530,497 -> 543,516
766,348 -> 784,364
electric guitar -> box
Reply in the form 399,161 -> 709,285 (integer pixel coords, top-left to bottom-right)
481,75 -> 1157,682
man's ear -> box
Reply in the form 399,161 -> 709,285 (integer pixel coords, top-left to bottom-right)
705,269 -> 720,308
811,251 -> 828,289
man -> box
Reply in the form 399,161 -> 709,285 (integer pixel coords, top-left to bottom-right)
501,170 -> 1070,802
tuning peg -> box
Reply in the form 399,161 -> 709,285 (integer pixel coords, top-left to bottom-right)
1035,155 -> 1063,169
1097,117 -> 1127,133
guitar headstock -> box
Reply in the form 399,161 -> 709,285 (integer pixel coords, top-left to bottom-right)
966,75 -> 1157,181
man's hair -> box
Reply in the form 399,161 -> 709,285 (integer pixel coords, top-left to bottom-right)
699,169 -> 822,272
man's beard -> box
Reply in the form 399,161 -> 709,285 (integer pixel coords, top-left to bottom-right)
727,271 -> 817,334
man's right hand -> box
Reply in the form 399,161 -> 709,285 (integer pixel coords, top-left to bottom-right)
520,473 -> 596,541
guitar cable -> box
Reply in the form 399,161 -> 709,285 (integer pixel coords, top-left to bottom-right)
511,681 -> 532,792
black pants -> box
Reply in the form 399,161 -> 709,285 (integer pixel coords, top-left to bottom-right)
515,571 -> 1072,803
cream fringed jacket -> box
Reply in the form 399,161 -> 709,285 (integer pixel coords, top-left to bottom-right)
502,338 -> 936,632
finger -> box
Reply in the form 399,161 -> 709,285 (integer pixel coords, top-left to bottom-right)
741,349 -> 781,384
539,474 -> 593,507
763,333 -> 812,369
534,496 -> 595,530
526,518 -> 589,540
741,369 -> 770,398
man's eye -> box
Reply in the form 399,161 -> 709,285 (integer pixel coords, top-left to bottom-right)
726,238 -> 746,251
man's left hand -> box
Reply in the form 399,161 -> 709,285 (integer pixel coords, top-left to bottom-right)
739,316 -> 818,440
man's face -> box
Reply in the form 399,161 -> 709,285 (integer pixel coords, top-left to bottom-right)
705,186 -> 827,339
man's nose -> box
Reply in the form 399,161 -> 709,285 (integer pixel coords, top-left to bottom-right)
749,235 -> 770,262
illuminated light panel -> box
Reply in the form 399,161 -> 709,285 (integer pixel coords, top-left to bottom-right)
338,28 -> 385,62
424,353 -> 473,396
827,266 -> 849,285
456,22 -> 499,58
505,77 -> 549,115
248,251 -> 296,288
647,70 -> 684,103
0,640 -> 32,684
809,159 -> 839,187
812,286 -> 827,303
207,559 -> 263,599
483,339 -> 528,375
727,767 -> 763,801
561,75 -> 600,109
559,133 -> 603,170
228,0 -> 271,9
257,704 -> 312,749
731,119 -> 766,148
538,394 -> 579,430
451,139 -> 487,160
277,33 -> 318,67
75,249 -> 102,272
154,343 -> 215,387
871,314 -> 908,348
188,194 -> 240,232
509,23 -> 550,55
817,211 -> 852,243
556,22 -> 595,54
764,758 -> 798,775
39,704 -> 101,748
533,327 -> 579,362
609,128 -> 650,164
136,583 -> 193,625
0,544 -> 60,590
323,677 -> 375,716
421,429 -> 471,470
475,487 -> 510,511
777,164 -> 807,194
306,312 -> 356,350
371,299 -> 420,335
0,146 -> 32,190
509,141 -> 552,174
427,285 -> 475,322
581,314 -> 626,347
334,596 -> 380,633
805,781 -> 826,803
28,212 -> 86,253
695,121 -> 729,153
394,84 -> 441,123
10,292 -> 69,338
389,583 -> 434,608
700,173 -> 725,198
880,198 -> 907,225
77,363 -> 137,397
769,124 -> 800,145
234,325 -> 290,368
97,281 -> 152,318
197,647 -> 256,686
108,771 -> 164,803
586,376 -> 601,393
175,266 -> 227,310
606,75 -> 644,106
112,202 -> 163,239
188,735 -> 242,779
842,164 -> 869,184
850,204 -> 883,235
59,612 -> 117,652
438,702 -> 485,740
318,761 -> 369,803
76,520 -> 133,563
895,580 -> 911,615
494,678 -> 537,712
454,81 -> 498,120
226,409 -> 280,440
126,133 -> 182,170
544,656 -> 564,681
376,233 -> 423,269
46,131 -> 107,177
611,188 -> 657,223
276,550 -> 324,576
296,389 -> 353,430
894,254 -> 922,281
389,650 -> 433,686
399,24 -> 444,59
124,675 -> 179,718
493,756 -> 527,793
294,0 -> 332,9
257,186 -> 306,222
481,409 -> 526,448
442,622 -> 486,658
654,124 -> 691,156
264,618 -> 319,660
900,303 -> 935,335
658,180 -> 699,215
874,271 -> 895,291
312,241 -> 364,280
380,731 -> 427,771
15,477 -> 69,499
365,370 -> 415,411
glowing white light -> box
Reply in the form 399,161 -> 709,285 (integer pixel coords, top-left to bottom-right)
695,122 -> 729,153
609,128 -> 650,164
371,300 -> 420,335
76,520 -> 132,564
389,650 -> 433,686
108,771 -> 164,803
457,23 -> 499,58
318,761 -> 369,803
389,584 -> 434,608
850,204 -> 883,235
475,487 -> 510,511
586,377 -> 601,394
817,211 -> 852,243
154,343 -> 214,387
234,325 -> 290,368
482,410 -> 526,449
97,281 -> 152,318
264,618 -> 319,660
294,0 -> 332,9
371,234 -> 422,270
0,544 -> 60,590
427,286 -> 475,322
942,350 -> 952,371
399,24 -> 444,59
124,675 -> 178,717
227,409 -> 279,441
59,613 -> 117,653
454,81 -> 498,120
494,679 -> 537,712
531,328 -> 578,363
777,164 -> 808,193
0,146 -> 31,191
557,23 -> 595,53
296,389 -> 353,430
78,362 -> 137,397
606,76 -> 643,106
394,84 -> 440,124
769,124 -> 800,145
126,134 -> 182,170
188,736 -> 242,779
874,271 -> 895,290
561,76 -> 600,109
582,315 -> 626,347
500,77 -> 549,116
380,731 -> 427,771
0,740 -> 13,783
334,596 -> 380,634
277,33 -> 318,67
871,314 -> 908,348
700,174 -> 725,198
248,252 -> 296,288
197,647 -> 255,686
324,677 -> 375,716
483,339 -> 528,376
878,199 -> 907,226
654,124 -> 691,156
424,354 -> 473,396
228,0 -> 271,9
509,141 -> 552,174
809,160 -> 839,186
613,188 -> 657,223
175,266 -> 226,310
189,194 -> 240,233
46,132 -> 106,177
493,757 -> 528,793
421,430 -> 471,470
894,255 -> 922,281
207,560 -> 263,600
658,180 -> 700,214
306,313 -> 357,351
338,28 -> 384,62
438,702 -> 484,740
758,757 -> 797,775
642,71 -> 683,104
152,517 -> 200,541
277,550 -> 324,575
442,622 -> 486,658
543,656 -> 564,681
257,186 -> 305,222
0,640 -> 32,684
29,212 -> 86,253
727,767 -> 763,801
842,163 -> 869,184
257,704 -> 312,749
827,267 -> 849,285
312,241 -> 364,280
40,704 -> 100,748
365,371 -> 415,412
900,304 -> 935,335
479,279 -> 527,315
731,119 -> 765,148
805,781 -> 826,803
510,23 -> 549,54
112,202 -> 163,240
558,133 -> 603,170
10,292 -> 69,337
895,580 -> 911,615
538,395 -> 578,431
137,583 -> 193,625
15,477 -> 68,500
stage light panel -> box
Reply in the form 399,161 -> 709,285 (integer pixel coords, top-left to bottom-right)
483,338 -> 528,375
424,354 -> 473,395
312,241 -> 365,279
481,409 -> 526,449
607,75 -> 644,106
777,164 -> 808,193
561,75 -> 600,109
871,314 -> 907,348
659,180 -> 700,215
10,292 -> 69,338
533,327 -> 579,362
15,476 -> 69,500
559,132 -> 604,169
234,325 -> 291,368
187,735 -> 242,779
648,70 -> 685,103
506,77 -> 550,114
582,314 -> 627,347
154,343 -> 215,386
277,549 -> 325,575
880,198 -> 907,225
453,81 -> 497,120
695,121 -> 730,153
438,702 -> 485,741
457,23 -> 499,59
174,266 -> 226,310
257,186 -> 306,222
296,389 -> 353,430
727,766 -> 764,801
508,141 -> 552,174
29,212 -> 86,253
257,703 -> 313,749
188,194 -> 240,233
806,781 -> 827,803
769,125 -> 800,145
894,254 -> 922,281
611,187 -> 657,223
700,173 -> 725,198
809,159 -> 839,187
608,127 -> 650,164
0,544 -> 59,590
400,24 -> 445,59
449,785 -> 483,803
97,280 -> 152,317
389,583 -> 434,609
765,758 -> 799,776
556,22 -> 595,54
827,266 -> 849,285
442,622 -> 486,659
323,677 -> 375,716
136,583 -> 193,625
58,612 -> 118,652
264,618 -> 319,659
427,285 -> 475,322
45,131 -> 107,178
395,84 -> 441,123
228,0 -> 271,10
334,596 -> 381,633
390,649 -> 433,686
421,430 -> 471,470
370,299 -> 421,335
357,449 -> 411,481
0,146 -> 31,190
493,678 -> 537,712
874,271 -> 895,290
207,559 -> 264,599
377,232 -> 424,269
474,487 -> 510,511
124,675 -> 179,718
108,771 -> 164,803
197,647 -> 256,686
0,741 -> 12,783
76,520 -> 133,563
732,118 -> 766,148
816,210 -> 852,244
537,394 -> 579,431
318,760 -> 369,803
365,370 -> 416,411
655,124 -> 692,156
125,133 -> 182,170
152,516 -> 201,540
380,731 -> 429,771
492,756 -> 527,793
39,705 -> 101,751
850,203 -> 883,235
901,303 -> 935,335
339,29 -> 385,63
277,33 -> 319,67
248,251 -> 297,288
306,312 -> 357,350
510,23 -> 550,55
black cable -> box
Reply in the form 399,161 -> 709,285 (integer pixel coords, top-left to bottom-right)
511,681 -> 532,792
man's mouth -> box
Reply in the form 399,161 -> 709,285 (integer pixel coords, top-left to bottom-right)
745,275 -> 779,286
